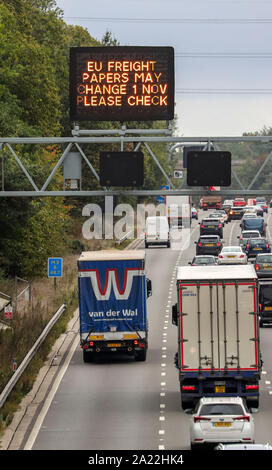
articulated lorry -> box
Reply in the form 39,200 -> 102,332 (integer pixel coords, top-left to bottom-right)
78,250 -> 152,363
172,265 -> 262,410
165,195 -> 191,228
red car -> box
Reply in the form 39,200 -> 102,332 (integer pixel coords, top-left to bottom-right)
233,198 -> 246,207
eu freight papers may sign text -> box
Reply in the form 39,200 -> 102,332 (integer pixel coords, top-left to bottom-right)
69,46 -> 174,121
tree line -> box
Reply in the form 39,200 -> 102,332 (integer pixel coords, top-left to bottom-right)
0,0 -> 175,278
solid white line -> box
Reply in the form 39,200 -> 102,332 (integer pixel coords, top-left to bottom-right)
24,334 -> 79,450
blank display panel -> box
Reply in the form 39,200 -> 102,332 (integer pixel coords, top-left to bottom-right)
187,151 -> 231,186
100,152 -> 144,186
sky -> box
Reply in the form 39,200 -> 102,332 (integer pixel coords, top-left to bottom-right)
55,0 -> 272,136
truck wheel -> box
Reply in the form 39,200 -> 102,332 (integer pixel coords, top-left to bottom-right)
83,350 -> 95,363
135,349 -> 147,361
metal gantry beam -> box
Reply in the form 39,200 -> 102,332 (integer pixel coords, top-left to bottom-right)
1,132 -> 272,197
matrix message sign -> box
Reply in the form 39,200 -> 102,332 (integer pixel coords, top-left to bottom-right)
69,46 -> 174,121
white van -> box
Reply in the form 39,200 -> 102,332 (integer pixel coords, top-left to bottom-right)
145,216 -> 170,248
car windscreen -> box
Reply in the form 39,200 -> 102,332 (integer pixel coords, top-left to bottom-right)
249,239 -> 265,245
256,255 -> 272,263
194,257 -> 215,264
242,232 -> 260,238
203,220 -> 219,224
199,238 -> 219,243
199,404 -> 244,416
222,247 -> 241,252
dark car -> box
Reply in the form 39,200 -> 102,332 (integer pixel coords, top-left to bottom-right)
199,218 -> 223,238
228,207 -> 245,221
259,280 -> 272,327
254,254 -> 272,277
189,255 -> 217,266
238,230 -> 262,251
245,238 -> 271,258
195,235 -> 223,256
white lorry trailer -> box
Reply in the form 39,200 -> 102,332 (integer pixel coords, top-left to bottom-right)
172,265 -> 262,410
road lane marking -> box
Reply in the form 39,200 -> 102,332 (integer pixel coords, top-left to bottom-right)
24,334 -> 79,450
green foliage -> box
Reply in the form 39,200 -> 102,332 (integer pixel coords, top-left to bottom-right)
0,0 -> 177,279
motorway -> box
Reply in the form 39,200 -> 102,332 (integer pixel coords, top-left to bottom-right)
11,210 -> 272,450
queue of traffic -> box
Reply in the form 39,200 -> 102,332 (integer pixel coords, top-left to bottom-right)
76,196 -> 272,450
180,196 -> 272,450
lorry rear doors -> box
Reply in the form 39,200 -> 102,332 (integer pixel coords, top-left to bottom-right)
178,280 -> 259,374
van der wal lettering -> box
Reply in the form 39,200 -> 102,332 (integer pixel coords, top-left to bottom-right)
89,309 -> 138,318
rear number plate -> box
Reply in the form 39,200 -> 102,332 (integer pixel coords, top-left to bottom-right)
107,343 -> 121,347
215,385 -> 225,393
213,422 -> 232,427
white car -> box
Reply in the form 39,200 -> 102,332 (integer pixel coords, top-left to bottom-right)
218,246 -> 247,264
190,397 -> 254,450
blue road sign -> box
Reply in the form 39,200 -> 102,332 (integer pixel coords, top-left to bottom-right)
157,185 -> 169,204
48,257 -> 63,278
